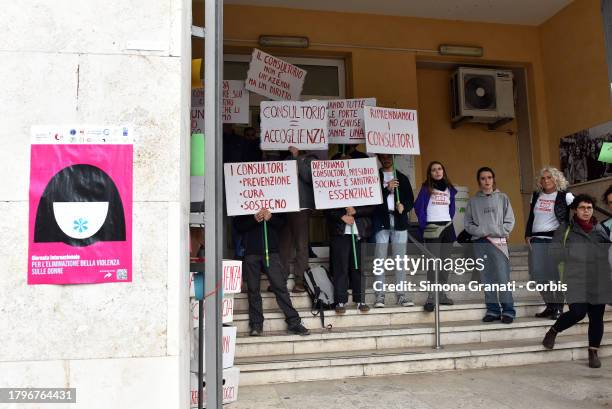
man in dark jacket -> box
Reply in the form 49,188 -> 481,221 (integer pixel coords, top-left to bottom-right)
372,153 -> 415,307
279,146 -> 317,293
234,208 -> 310,336
327,205 -> 374,314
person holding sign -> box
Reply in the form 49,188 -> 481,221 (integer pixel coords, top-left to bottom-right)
279,146 -> 317,293
414,161 -> 458,312
372,153 -> 415,308
464,167 -> 516,324
235,209 -> 310,336
327,205 -> 375,314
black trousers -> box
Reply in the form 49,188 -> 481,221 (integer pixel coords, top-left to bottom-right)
244,253 -> 300,330
424,224 -> 454,285
330,235 -> 363,304
553,303 -> 606,348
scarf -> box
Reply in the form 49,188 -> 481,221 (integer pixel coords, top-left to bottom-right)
433,179 -> 447,191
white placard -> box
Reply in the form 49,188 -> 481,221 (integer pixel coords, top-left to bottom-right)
191,82 -> 249,126
189,260 -> 242,297
190,367 -> 240,407
191,326 -> 237,370
245,49 -> 306,101
327,98 -> 376,144
311,157 -> 383,209
191,297 -> 234,327
260,100 -> 328,151
223,80 -> 249,124
363,106 -> 420,155
224,160 -> 300,215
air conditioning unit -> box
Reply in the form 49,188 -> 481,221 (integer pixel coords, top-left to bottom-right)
450,67 -> 515,128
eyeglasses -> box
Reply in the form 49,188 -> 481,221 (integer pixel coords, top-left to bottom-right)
577,206 -> 593,211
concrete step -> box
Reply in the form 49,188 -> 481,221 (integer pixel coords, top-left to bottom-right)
235,334 -> 612,385
234,278 -> 536,311
235,315 -> 612,358
231,299 -> 546,333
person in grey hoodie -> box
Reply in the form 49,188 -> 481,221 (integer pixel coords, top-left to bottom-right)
464,167 -> 516,323
279,146 -> 317,293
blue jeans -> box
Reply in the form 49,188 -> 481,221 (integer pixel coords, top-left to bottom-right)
374,216 -> 408,300
473,238 -> 515,318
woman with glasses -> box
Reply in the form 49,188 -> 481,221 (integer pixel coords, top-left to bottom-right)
524,167 -> 574,319
542,194 -> 612,368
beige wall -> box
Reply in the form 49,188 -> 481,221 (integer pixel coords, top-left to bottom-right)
540,0 -> 612,166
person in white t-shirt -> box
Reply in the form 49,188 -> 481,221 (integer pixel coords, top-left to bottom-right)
525,166 -> 574,319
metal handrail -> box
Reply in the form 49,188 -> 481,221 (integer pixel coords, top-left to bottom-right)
405,229 -> 443,350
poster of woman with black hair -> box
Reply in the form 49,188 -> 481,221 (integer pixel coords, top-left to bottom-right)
28,126 -> 133,284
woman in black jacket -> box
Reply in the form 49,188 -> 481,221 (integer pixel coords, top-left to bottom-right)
542,194 -> 612,368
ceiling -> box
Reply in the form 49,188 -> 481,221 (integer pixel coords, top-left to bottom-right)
221,0 -> 573,26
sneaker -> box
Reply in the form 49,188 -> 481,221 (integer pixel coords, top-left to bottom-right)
482,315 -> 501,322
357,303 -> 370,312
501,315 -> 514,324
249,328 -> 263,337
423,302 -> 435,312
374,296 -> 385,308
335,302 -> 347,314
397,296 -> 415,307
288,323 -> 310,336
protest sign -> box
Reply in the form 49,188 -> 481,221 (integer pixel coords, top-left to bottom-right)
311,157 -> 383,209
190,367 -> 240,407
363,107 -> 420,155
224,160 -> 300,215
191,326 -> 237,370
327,98 -> 376,144
189,260 -> 242,297
598,142 -> 612,163
191,297 -> 234,326
260,100 -> 328,151
245,49 -> 306,101
191,81 -> 249,129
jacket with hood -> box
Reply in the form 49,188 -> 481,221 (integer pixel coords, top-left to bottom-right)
464,190 -> 515,239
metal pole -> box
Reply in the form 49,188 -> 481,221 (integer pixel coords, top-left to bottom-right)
433,264 -> 442,349
204,0 -> 224,407
198,299 -> 204,409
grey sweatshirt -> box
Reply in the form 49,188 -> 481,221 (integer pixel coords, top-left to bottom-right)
464,190 -> 515,239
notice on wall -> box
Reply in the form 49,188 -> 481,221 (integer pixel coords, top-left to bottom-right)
260,100 -> 328,151
311,157 -> 382,209
245,49 -> 306,101
363,106 -> 420,155
191,81 -> 249,129
28,126 -> 133,285
224,161 -> 300,215
327,98 -> 376,144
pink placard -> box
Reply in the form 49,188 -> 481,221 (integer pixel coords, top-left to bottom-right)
28,144 -> 133,284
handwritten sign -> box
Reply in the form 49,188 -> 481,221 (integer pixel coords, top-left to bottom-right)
190,367 -> 240,407
245,49 -> 306,101
260,100 -> 328,151
223,80 -> 249,124
328,98 -> 376,144
311,157 -> 383,209
363,107 -> 420,155
191,326 -> 237,370
598,142 -> 612,163
224,160 -> 300,215
191,81 -> 249,127
189,260 -> 242,297
191,297 -> 234,327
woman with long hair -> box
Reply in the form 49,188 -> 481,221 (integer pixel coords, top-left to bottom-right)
525,167 -> 574,319
414,161 -> 457,311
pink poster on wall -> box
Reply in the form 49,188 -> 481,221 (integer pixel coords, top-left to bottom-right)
28,126 -> 133,285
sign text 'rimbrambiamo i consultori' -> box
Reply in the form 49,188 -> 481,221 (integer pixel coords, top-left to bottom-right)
364,106 -> 420,155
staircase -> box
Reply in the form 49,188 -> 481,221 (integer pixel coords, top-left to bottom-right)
233,248 -> 612,385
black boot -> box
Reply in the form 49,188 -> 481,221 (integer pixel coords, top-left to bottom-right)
542,327 -> 557,349
535,305 -> 554,318
589,348 -> 601,368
